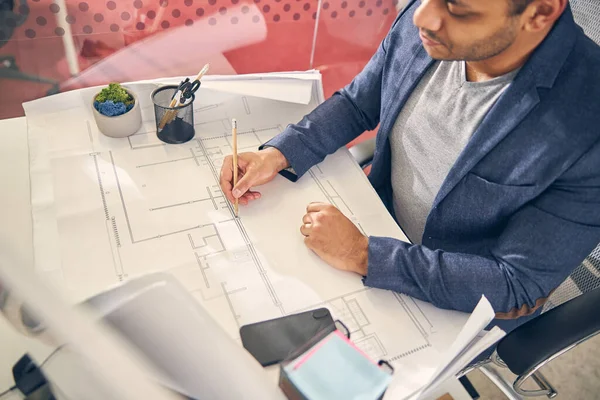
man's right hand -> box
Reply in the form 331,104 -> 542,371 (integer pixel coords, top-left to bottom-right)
219,147 -> 289,206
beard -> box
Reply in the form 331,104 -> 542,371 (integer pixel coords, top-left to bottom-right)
422,18 -> 520,62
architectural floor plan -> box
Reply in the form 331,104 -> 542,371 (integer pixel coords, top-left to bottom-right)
24,75 -> 469,374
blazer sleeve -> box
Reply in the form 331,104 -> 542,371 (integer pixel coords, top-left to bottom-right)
363,138 -> 600,318
260,2 -> 418,180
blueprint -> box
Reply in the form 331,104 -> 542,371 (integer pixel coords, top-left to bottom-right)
24,74 -> 470,394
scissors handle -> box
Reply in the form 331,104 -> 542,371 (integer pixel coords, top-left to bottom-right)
179,79 -> 200,103
171,78 -> 190,100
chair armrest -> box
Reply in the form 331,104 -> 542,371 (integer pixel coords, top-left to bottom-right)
349,138 -> 376,167
496,287 -> 600,376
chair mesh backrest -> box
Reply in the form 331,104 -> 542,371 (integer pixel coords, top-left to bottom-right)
543,1 -> 600,312
570,0 -> 600,45
543,246 -> 600,312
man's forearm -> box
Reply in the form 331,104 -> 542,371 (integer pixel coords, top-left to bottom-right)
363,236 -> 559,318
263,93 -> 378,180
261,28 -> 389,180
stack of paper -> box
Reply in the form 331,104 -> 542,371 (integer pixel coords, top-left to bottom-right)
385,296 -> 506,399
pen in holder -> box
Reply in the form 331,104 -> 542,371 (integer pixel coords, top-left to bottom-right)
152,85 -> 196,144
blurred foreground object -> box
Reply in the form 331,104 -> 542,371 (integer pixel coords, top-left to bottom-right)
0,253 -> 284,400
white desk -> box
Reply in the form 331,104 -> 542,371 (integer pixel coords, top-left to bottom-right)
0,117 -> 55,399
0,117 -> 470,400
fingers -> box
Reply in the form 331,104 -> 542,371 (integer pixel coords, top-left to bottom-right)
219,155 -> 235,203
306,202 -> 329,213
300,213 -> 317,237
232,167 -> 259,199
238,191 -> 261,205
221,153 -> 260,202
300,222 -> 312,237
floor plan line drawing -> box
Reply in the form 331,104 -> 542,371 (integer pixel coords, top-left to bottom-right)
307,169 -> 357,219
397,292 -> 437,336
196,104 -> 219,113
250,129 -> 262,145
286,286 -> 434,361
109,216 -> 126,280
222,282 -> 243,329
110,151 -> 136,244
149,196 -> 216,212
92,154 -> 110,221
136,156 -> 196,168
195,135 -> 286,315
206,186 -> 219,210
111,217 -> 121,248
98,113 -> 394,332
326,180 -> 353,214
100,127 -> 398,332
387,344 -> 433,363
187,225 -> 226,255
393,292 -> 432,344
195,252 -> 211,289
25,80 -> 467,377
190,148 -> 202,167
86,120 -> 94,147
354,335 -> 388,358
106,217 -> 126,282
200,125 -> 283,142
307,169 -> 368,235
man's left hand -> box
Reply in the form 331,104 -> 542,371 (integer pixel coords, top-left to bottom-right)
300,202 -> 368,276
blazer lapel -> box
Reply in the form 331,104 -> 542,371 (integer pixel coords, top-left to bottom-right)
379,47 -> 434,144
430,78 -> 541,209
430,5 -> 579,210
369,42 -> 434,190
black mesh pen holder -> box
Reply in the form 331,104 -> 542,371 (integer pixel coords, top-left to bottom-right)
152,85 -> 196,144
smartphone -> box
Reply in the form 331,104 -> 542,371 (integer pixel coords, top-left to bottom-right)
240,308 -> 335,367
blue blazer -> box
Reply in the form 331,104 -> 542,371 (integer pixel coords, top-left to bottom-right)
266,0 -> 600,330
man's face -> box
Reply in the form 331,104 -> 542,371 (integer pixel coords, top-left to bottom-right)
413,0 -> 524,62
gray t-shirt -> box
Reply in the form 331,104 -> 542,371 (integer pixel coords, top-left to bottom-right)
390,61 -> 519,244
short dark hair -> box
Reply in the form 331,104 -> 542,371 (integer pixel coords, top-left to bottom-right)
510,0 -> 534,15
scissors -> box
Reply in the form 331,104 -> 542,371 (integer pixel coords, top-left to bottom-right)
173,77 -> 201,105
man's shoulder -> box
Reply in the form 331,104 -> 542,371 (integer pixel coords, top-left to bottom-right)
572,32 -> 600,79
385,0 -> 422,51
546,31 -> 600,140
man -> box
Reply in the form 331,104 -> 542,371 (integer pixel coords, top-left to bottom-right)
219,0 -> 600,332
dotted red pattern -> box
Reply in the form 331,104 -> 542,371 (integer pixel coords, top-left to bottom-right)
0,0 -> 397,120
1,0 -> 397,38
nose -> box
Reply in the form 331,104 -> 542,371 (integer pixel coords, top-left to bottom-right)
413,0 -> 443,33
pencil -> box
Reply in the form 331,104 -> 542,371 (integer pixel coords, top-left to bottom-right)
158,64 -> 210,129
232,118 -> 239,217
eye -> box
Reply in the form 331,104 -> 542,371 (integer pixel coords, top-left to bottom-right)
448,10 -> 470,18
446,1 -> 471,18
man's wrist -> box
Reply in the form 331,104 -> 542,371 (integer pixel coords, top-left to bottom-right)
263,147 -> 290,172
353,236 -> 369,276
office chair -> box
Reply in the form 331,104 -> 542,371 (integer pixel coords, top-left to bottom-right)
459,287 -> 600,399
0,0 -> 59,95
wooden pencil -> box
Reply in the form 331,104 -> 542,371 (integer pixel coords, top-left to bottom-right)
232,118 -> 239,217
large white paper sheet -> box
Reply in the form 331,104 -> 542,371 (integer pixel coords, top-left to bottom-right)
24,73 -> 480,398
137,71 -> 320,104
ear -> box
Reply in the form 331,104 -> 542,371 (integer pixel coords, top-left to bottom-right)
523,0 -> 568,33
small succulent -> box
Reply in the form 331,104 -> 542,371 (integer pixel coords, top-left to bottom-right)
94,83 -> 134,117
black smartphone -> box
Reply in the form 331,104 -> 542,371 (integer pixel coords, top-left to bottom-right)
240,308 -> 335,367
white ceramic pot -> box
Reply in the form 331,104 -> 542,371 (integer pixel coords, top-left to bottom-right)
92,88 -> 142,138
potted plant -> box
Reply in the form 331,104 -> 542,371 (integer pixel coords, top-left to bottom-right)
92,83 -> 142,138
